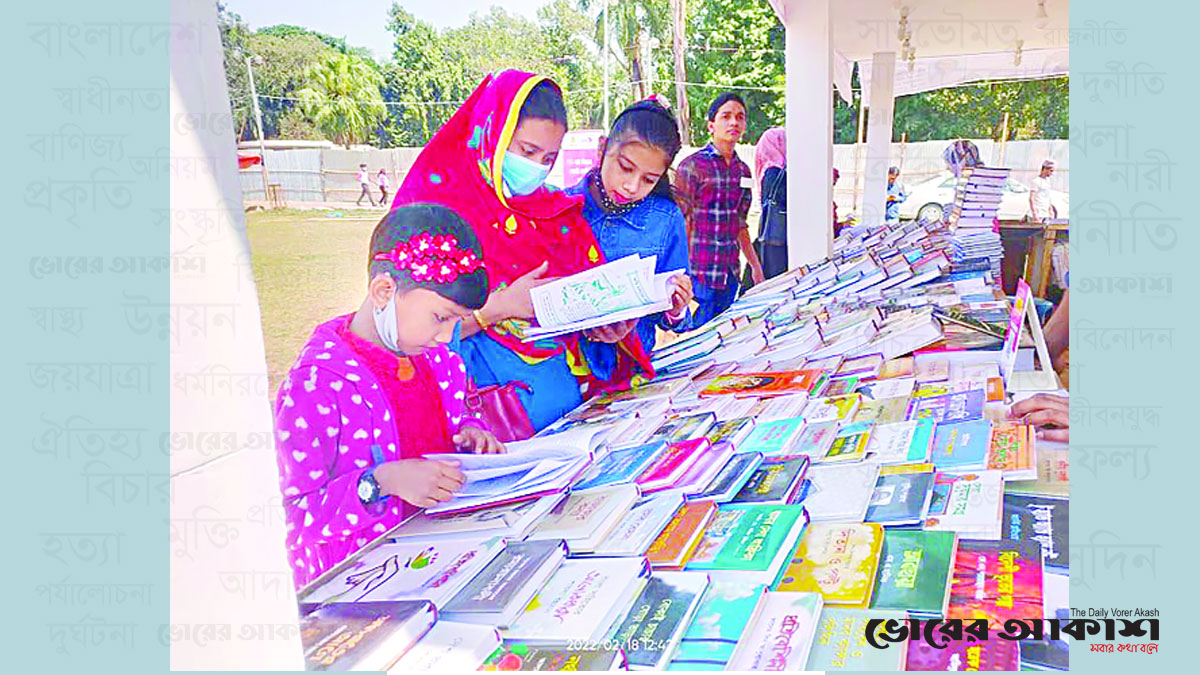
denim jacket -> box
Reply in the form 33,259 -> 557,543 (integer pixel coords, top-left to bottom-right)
567,180 -> 693,374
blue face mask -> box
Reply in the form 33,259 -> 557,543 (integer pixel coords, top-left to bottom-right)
502,151 -> 551,196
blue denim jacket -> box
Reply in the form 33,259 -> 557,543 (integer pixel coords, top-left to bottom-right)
567,180 -> 692,373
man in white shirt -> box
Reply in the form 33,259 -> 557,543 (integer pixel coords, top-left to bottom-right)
1029,159 -> 1056,222
355,163 -> 376,206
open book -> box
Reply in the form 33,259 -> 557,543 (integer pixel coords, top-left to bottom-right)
522,254 -> 683,341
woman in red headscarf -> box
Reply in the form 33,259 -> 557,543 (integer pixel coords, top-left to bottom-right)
392,70 -> 651,431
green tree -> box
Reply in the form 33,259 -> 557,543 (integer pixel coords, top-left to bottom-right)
296,53 -> 387,148
579,0 -> 670,103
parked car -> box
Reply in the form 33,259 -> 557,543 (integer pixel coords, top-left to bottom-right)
896,171 -> 1069,221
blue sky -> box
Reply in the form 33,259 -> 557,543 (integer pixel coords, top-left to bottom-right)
224,0 -> 551,60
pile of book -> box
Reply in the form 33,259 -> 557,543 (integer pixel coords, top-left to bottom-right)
293,216 -> 1069,671
947,167 -> 1010,277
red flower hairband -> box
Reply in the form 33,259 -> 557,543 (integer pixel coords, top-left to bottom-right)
373,232 -> 484,284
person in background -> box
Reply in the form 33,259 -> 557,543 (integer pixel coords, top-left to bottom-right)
674,92 -> 764,326
885,166 -> 907,224
1030,159 -> 1057,222
356,163 -> 376,206
377,169 -> 389,206
754,127 -> 788,279
569,98 -> 694,363
273,205 -> 505,588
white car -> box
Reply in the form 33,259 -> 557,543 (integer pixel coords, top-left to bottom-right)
896,171 -> 1069,222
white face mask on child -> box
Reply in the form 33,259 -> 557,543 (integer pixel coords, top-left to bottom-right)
372,291 -> 402,353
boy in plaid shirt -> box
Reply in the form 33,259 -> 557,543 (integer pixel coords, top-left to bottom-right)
674,92 -> 765,327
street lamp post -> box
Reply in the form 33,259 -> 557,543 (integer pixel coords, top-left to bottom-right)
246,55 -> 270,200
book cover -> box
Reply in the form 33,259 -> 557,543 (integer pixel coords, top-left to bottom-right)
905,636 -> 1020,671
527,484 -> 640,552
878,357 -> 915,379
388,621 -> 500,672
817,376 -> 860,398
857,376 -> 915,402
803,394 -> 863,423
866,420 -> 933,465
302,536 -> 507,606
685,505 -> 807,579
591,493 -> 685,557
696,451 -> 764,503
731,457 -> 810,505
869,529 -> 957,615
1006,445 -> 1069,497
776,523 -> 884,605
806,608 -> 908,670
301,600 -> 437,671
505,558 -> 650,642
704,417 -> 756,448
800,461 -> 880,522
786,420 -> 839,460
637,438 -> 712,493
746,394 -> 809,423
1003,494 -> 1069,571
924,471 -> 1005,538
609,571 -> 710,670
726,592 -> 824,671
669,441 -> 736,497
835,354 -> 884,379
988,422 -> 1038,479
738,417 -> 806,456
667,580 -> 768,671
389,493 -> 566,542
929,420 -> 994,471
852,396 -> 910,425
645,413 -> 716,446
906,389 -> 986,423
647,501 -> 719,568
820,423 -> 872,463
914,359 -> 949,383
573,442 -> 664,491
864,471 -> 935,526
700,370 -> 825,398
481,642 -> 626,671
947,538 -> 1044,628
442,539 -> 566,620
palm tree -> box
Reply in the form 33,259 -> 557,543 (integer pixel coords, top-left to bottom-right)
296,53 -> 386,148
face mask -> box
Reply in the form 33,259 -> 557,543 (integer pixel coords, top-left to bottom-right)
502,151 -> 551,196
372,290 -> 401,353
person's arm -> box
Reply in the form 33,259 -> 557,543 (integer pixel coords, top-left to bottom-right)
1029,189 -> 1037,222
1042,289 -> 1069,370
673,160 -> 697,242
458,262 -> 552,338
657,207 -> 694,331
1008,393 -> 1069,442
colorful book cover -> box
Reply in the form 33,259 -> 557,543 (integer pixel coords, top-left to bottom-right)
527,485 -> 640,551
866,420 -> 932,465
947,538 -> 1044,628
726,592 -> 824,671
929,419 -> 993,471
686,504 -> 807,576
869,530 -> 957,615
806,608 -> 908,670
670,441 -> 736,497
505,558 -> 650,642
914,359 -> 949,383
301,600 -> 437,671
739,417 -> 806,456
705,417 -> 756,448
667,580 -> 768,671
800,461 -> 880,522
988,422 -> 1037,479
857,376 -> 916,401
821,423 -> 872,463
852,396 -> 910,425
637,438 -> 712,492
591,494 -> 685,557
904,636 -> 1020,671
924,470 -> 1004,538
786,420 -> 839,460
864,471 -> 935,525
609,572 -> 710,670
699,370 -> 824,398
573,441 -> 665,491
696,451 -> 764,503
878,357 -> 915,379
817,376 -> 860,398
906,389 -> 985,423
647,501 -> 719,568
1003,494 -> 1069,571
803,394 -> 863,423
776,523 -> 884,605
731,457 -> 810,505
646,413 -> 716,446
481,642 -> 625,671
442,540 -> 566,617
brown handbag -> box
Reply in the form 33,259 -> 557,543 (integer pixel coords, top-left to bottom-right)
464,379 -> 536,443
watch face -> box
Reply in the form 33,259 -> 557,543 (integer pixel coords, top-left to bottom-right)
358,475 -> 376,502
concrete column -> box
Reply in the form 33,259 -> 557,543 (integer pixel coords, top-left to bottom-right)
862,51 -> 897,227
784,0 -> 833,268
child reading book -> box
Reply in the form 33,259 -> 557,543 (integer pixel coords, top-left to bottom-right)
569,98 -> 694,374
274,204 -> 506,588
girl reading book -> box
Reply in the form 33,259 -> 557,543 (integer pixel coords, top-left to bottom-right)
274,204 -> 505,588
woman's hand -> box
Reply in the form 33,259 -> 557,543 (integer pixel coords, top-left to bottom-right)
489,261 -> 553,322
453,425 -> 506,454
585,318 -> 638,343
374,458 -> 465,509
1009,394 -> 1069,442
667,274 -> 694,321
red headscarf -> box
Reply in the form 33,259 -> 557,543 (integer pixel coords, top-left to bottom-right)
392,70 -> 652,382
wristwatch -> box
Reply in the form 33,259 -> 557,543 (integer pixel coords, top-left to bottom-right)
357,467 -> 382,507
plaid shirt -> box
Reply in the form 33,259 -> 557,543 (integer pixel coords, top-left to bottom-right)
675,143 -> 752,289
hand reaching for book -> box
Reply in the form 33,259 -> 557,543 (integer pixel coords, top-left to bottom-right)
489,261 -> 555,321
453,425 -> 506,454
667,274 -> 694,321
1008,394 -> 1069,442
375,458 -> 465,508
585,318 -> 638,343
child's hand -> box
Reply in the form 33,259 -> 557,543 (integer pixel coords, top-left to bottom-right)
453,426 -> 506,454
667,274 -> 694,321
374,459 -> 465,508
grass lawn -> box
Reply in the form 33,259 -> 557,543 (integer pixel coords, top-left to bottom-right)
245,208 -> 384,395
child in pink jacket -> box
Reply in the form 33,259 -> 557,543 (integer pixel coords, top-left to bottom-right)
274,204 -> 505,588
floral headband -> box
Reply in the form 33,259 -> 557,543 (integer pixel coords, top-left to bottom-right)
372,232 -> 484,284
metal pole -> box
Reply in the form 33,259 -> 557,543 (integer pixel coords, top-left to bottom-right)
603,0 -> 610,128
246,56 -> 270,200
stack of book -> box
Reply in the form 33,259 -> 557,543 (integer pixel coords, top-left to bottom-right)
948,167 -> 1010,277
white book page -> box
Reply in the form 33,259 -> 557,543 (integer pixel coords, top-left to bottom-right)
529,255 -> 659,328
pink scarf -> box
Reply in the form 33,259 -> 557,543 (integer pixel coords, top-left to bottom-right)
754,127 -> 787,187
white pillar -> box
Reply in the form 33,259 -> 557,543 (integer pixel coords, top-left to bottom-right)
862,51 -> 896,228
784,0 -> 833,268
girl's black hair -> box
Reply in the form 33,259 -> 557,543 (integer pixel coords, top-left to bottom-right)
517,80 -> 567,127
368,204 -> 489,310
605,100 -> 683,202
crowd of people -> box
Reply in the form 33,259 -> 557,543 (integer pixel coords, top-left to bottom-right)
270,70 -> 1069,588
